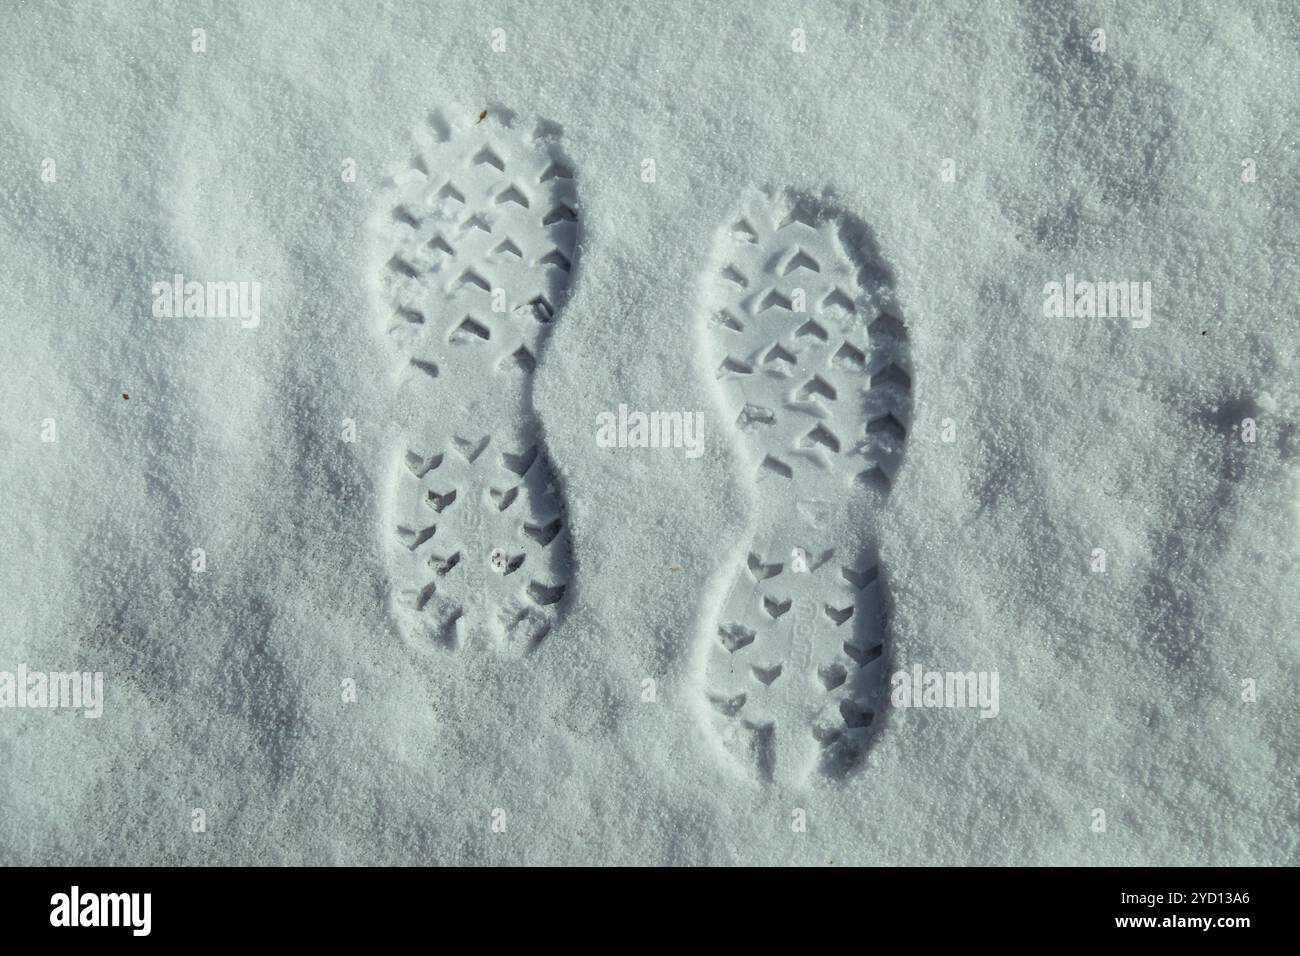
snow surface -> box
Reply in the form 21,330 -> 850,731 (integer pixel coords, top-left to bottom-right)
0,0 -> 1296,864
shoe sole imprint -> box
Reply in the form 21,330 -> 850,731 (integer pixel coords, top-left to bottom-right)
371,107 -> 578,654
700,187 -> 912,785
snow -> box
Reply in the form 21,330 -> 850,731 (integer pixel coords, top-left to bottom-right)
0,0 -> 1296,864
